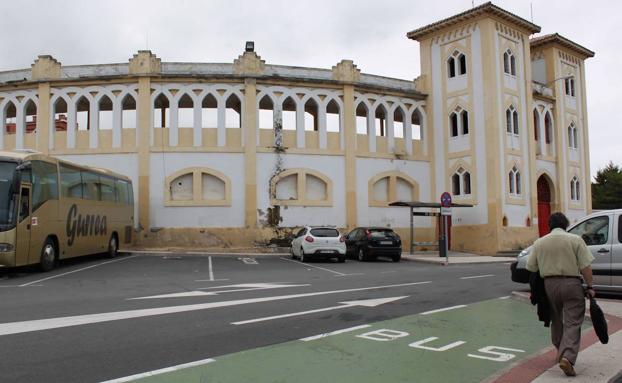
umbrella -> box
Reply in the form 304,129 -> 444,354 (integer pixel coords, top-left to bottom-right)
590,296 -> 609,344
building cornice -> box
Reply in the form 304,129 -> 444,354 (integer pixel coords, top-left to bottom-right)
406,2 -> 540,41
530,33 -> 595,59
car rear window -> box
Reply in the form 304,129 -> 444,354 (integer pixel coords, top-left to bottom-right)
369,230 -> 397,238
310,228 -> 340,237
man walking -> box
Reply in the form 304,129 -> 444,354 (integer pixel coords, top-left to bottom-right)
526,212 -> 595,377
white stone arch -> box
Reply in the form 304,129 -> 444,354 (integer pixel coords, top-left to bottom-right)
407,102 -> 427,155
0,90 -> 39,150
115,87 -> 140,147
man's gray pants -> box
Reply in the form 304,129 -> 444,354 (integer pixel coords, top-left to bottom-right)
544,277 -> 586,365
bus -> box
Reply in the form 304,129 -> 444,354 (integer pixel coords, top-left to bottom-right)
0,150 -> 134,271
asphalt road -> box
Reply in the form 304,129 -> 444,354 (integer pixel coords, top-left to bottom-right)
0,252 -> 524,383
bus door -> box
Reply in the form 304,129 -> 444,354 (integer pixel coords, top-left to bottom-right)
15,185 -> 31,266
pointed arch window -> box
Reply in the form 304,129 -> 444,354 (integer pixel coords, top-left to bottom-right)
568,123 -> 578,149
570,176 -> 580,201
544,112 -> 552,144
503,49 -> 516,76
451,167 -> 471,196
564,77 -> 576,97
506,105 -> 519,135
509,166 -> 522,196
447,50 -> 467,78
449,107 -> 469,138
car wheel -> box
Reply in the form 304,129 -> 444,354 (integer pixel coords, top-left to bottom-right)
107,234 -> 119,258
357,248 -> 367,262
338,256 -> 346,263
40,238 -> 56,272
392,254 -> 401,262
300,248 -> 307,263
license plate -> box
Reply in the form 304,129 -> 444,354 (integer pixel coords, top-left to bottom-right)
380,241 -> 393,245
320,250 -> 334,254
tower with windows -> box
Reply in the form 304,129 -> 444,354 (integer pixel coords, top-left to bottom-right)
409,2 -> 593,254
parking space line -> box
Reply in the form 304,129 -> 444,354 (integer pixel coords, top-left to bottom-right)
18,255 -> 139,287
460,274 -> 494,280
100,358 -> 215,383
420,305 -> 467,315
279,257 -> 347,276
208,256 -> 214,281
300,324 -> 372,341
334,273 -> 365,277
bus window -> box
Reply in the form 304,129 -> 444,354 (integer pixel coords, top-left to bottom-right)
100,176 -> 117,202
81,172 -> 100,200
18,187 -> 29,223
60,165 -> 83,198
0,162 -> 17,228
32,161 -> 59,212
115,179 -> 129,204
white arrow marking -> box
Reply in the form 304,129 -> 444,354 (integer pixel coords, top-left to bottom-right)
129,283 -> 310,300
240,258 -> 258,264
231,296 -> 409,325
0,281 -> 429,336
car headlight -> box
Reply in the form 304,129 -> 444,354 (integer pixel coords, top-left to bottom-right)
518,249 -> 529,258
0,243 -> 14,252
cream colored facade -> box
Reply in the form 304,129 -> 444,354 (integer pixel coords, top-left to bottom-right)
0,3 -> 594,254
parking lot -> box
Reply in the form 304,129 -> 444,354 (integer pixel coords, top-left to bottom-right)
0,251 -> 530,382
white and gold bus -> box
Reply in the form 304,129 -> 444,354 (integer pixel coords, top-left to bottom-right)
0,151 -> 134,271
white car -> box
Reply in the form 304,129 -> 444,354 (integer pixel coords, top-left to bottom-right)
290,227 -> 346,263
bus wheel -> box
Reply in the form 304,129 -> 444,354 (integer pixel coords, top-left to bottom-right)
40,239 -> 56,272
107,234 -> 118,258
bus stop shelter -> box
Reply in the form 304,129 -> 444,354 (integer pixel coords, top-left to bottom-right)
389,201 -> 473,256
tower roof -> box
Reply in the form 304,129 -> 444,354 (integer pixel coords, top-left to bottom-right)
407,2 -> 540,41
530,33 -> 595,59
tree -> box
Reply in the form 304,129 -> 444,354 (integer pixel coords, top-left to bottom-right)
592,162 -> 622,209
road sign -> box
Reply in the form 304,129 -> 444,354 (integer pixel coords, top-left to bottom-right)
440,192 -> 452,207
441,207 -> 452,216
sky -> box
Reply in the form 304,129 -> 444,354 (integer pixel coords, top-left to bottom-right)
0,0 -> 618,179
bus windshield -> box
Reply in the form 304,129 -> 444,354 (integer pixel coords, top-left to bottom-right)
0,161 -> 17,230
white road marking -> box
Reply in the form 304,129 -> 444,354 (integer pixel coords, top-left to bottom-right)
18,255 -> 138,287
420,305 -> 467,315
460,274 -> 495,280
208,256 -> 214,281
334,273 -> 365,277
0,281 -> 429,336
240,258 -> 258,265
498,296 -> 511,300
131,283 -> 310,300
300,324 -> 372,341
232,296 -> 408,325
194,278 -> 229,282
280,257 -> 346,276
100,358 -> 215,383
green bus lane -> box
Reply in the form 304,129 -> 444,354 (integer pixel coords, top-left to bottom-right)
126,298 -> 557,383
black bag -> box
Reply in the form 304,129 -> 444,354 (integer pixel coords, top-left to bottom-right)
589,296 -> 609,344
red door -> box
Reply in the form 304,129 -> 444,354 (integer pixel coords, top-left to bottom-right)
537,176 -> 551,236
538,202 -> 551,237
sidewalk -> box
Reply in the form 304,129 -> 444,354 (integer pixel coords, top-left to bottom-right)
401,250 -> 516,264
489,292 -> 622,383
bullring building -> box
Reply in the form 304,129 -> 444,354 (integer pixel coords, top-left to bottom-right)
0,2 -> 593,254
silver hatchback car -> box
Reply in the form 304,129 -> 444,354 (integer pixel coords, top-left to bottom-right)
511,209 -> 622,293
